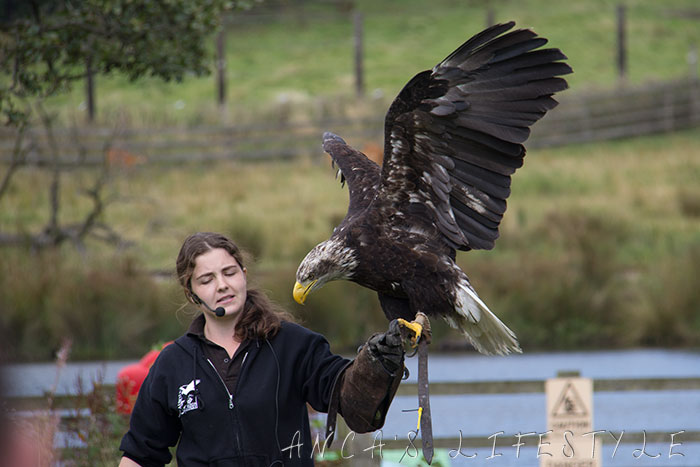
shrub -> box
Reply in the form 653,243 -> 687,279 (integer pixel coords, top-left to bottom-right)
464,211 -> 636,351
678,188 -> 700,218
0,249 -> 184,361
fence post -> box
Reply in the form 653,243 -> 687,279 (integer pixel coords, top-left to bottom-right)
486,7 -> 495,27
85,55 -> 95,123
616,3 -> 627,83
216,29 -> 227,108
582,98 -> 593,142
663,88 -> 674,132
690,74 -> 700,127
354,11 -> 365,98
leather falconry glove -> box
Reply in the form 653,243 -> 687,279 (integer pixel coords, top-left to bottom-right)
367,318 -> 405,375
326,319 -> 406,437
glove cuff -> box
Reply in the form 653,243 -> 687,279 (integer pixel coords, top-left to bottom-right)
337,341 -> 404,433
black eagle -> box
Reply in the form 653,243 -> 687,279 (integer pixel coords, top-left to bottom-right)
293,22 -> 572,355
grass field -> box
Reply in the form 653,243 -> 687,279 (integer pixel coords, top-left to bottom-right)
2,128 -> 699,360
2,0 -> 700,360
44,0 -> 700,127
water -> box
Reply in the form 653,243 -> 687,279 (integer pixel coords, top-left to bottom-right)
385,349 -> 700,436
381,349 -> 700,466
3,349 -> 700,466
1,359 -> 135,398
5,349 -> 698,398
399,349 -> 700,383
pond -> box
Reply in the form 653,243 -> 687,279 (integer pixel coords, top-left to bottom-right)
384,349 -> 700,466
3,349 -> 699,466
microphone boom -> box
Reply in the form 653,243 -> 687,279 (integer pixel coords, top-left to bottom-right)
193,294 -> 227,318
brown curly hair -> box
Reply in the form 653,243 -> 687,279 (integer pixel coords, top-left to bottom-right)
176,232 -> 293,341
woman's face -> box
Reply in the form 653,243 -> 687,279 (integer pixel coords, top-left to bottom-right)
191,248 -> 247,320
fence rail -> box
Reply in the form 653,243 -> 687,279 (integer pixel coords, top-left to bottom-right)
376,431 -> 700,452
10,376 -> 700,411
396,376 -> 700,396
1,79 -> 698,168
8,373 -> 700,462
350,375 -> 700,459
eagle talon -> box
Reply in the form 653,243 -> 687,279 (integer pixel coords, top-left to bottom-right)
397,318 -> 423,348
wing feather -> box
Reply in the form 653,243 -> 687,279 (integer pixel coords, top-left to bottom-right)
439,21 -> 517,68
378,22 -> 571,250
321,132 -> 381,220
450,184 -> 506,223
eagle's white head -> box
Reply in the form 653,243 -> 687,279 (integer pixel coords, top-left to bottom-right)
293,238 -> 358,304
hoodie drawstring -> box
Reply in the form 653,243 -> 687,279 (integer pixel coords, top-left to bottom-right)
192,345 -> 205,410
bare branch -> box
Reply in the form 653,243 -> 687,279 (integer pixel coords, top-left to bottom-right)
0,121 -> 28,199
90,222 -> 132,249
76,153 -> 111,242
35,102 -> 62,240
0,110 -> 133,251
0,232 -> 33,247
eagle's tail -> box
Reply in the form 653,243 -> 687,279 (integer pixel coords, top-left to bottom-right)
446,278 -> 522,355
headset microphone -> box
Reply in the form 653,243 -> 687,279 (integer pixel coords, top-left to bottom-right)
192,294 -> 226,317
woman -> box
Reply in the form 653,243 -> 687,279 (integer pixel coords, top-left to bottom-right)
119,232 -> 405,466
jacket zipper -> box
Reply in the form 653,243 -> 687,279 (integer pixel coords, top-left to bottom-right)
205,356 -> 244,454
206,358 -> 234,409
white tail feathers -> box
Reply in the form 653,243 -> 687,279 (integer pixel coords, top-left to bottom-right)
446,279 -> 522,356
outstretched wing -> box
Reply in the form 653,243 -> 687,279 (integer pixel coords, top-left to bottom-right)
378,22 -> 572,250
322,132 -> 381,220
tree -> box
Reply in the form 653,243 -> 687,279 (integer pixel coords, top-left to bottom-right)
0,0 -> 254,248
0,0 -> 249,124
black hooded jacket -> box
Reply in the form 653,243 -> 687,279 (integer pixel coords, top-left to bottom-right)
120,321 -> 350,467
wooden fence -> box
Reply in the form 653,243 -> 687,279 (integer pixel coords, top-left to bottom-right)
531,78 -> 700,147
384,377 -> 700,448
0,78 -> 698,168
7,374 -> 700,462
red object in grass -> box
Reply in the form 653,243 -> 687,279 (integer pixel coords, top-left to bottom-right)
116,342 -> 172,415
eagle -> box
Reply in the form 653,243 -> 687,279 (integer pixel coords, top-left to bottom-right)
293,22 -> 571,355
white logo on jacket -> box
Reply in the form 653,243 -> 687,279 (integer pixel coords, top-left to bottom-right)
178,379 -> 201,416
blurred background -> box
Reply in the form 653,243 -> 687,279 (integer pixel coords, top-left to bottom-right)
0,1 -> 699,463
1,0 -> 698,362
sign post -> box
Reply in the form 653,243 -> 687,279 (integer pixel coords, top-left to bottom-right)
541,372 -> 601,467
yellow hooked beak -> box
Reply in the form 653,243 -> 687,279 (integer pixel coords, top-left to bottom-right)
293,280 -> 317,305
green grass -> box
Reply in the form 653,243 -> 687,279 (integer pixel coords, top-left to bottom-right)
43,0 -> 700,126
3,0 -> 700,360
2,129 -> 699,359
